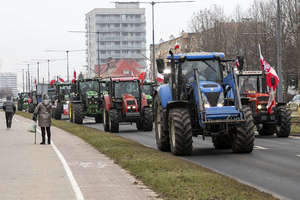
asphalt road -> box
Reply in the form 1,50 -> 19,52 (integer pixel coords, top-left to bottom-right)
84,117 -> 300,200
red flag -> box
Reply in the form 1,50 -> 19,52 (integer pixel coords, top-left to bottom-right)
50,79 -> 56,86
74,70 -> 76,79
34,79 -> 37,85
72,79 -> 75,83
157,72 -> 164,83
174,44 -> 180,50
139,72 -> 146,86
235,59 -> 239,68
259,44 -> 279,114
58,77 -> 65,83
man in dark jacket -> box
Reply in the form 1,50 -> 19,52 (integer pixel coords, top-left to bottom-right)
33,94 -> 52,145
3,96 -> 16,129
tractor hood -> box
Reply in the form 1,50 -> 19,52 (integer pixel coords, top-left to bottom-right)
122,93 -> 138,113
85,90 -> 98,97
145,94 -> 152,100
198,81 -> 223,93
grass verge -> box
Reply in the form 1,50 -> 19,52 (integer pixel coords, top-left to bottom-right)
17,111 -> 277,200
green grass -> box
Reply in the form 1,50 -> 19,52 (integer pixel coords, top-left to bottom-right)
17,111 -> 277,200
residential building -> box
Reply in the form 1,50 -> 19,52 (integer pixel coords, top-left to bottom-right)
0,73 -> 18,97
86,2 -> 146,77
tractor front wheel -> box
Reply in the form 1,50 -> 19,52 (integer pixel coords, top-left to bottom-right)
232,106 -> 255,153
276,106 -> 291,137
74,104 -> 83,124
142,107 -> 153,131
108,109 -> 119,133
154,96 -> 170,152
168,108 -> 193,156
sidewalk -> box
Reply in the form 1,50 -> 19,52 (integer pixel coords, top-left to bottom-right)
0,112 -> 158,200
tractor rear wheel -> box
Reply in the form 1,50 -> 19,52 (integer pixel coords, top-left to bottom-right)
154,96 -> 170,152
232,106 -> 255,153
109,109 -> 119,133
212,134 -> 232,149
74,104 -> 83,124
142,107 -> 153,131
168,108 -> 193,156
103,110 -> 109,131
95,114 -> 103,123
276,106 -> 291,137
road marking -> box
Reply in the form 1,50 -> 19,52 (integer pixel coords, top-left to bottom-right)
254,145 -> 269,150
290,136 -> 300,139
37,129 -> 85,200
297,155 -> 300,157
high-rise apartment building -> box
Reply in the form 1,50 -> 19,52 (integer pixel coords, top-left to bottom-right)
0,73 -> 17,97
86,2 -> 146,77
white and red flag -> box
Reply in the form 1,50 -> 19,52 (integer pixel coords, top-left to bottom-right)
58,77 -> 65,83
259,44 -> 279,114
157,72 -> 164,83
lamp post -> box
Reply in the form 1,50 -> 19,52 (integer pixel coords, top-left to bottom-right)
69,31 -> 101,78
276,0 -> 283,102
45,49 -> 85,82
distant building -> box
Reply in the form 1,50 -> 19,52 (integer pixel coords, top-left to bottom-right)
86,2 -> 146,77
0,73 -> 17,97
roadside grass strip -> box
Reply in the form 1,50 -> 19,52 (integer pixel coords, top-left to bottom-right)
17,111 -> 277,200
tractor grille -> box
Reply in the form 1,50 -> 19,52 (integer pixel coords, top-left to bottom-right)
257,96 -> 269,101
203,84 -> 218,88
127,100 -> 136,105
205,92 -> 220,107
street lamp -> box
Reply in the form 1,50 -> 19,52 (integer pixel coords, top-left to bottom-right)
45,49 -> 85,82
69,31 -> 101,78
111,0 -> 195,83
276,0 -> 283,102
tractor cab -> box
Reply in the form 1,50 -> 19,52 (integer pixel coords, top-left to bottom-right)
142,81 -> 155,107
236,71 -> 269,113
103,76 -> 153,133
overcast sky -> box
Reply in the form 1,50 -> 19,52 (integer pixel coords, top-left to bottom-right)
0,0 -> 254,90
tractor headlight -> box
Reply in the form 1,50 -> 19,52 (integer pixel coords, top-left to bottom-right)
217,93 -> 224,107
127,106 -> 131,110
66,101 -> 70,104
132,106 -> 136,109
257,104 -> 262,110
201,93 -> 210,108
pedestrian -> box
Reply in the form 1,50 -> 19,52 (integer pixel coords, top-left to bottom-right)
33,94 -> 52,145
3,95 -> 16,129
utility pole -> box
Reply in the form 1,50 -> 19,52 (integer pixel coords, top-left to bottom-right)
69,31 -> 101,78
22,69 -> 25,92
45,49 -> 85,82
27,64 -> 30,91
37,62 -> 40,84
276,0 -> 283,102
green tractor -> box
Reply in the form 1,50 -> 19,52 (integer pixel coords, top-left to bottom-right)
17,92 -> 29,111
141,81 -> 155,108
69,78 -> 104,124
52,83 -> 71,120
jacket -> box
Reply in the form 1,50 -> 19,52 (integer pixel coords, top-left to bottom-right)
3,101 -> 16,113
34,99 -> 52,127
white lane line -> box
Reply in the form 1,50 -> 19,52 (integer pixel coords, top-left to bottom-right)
37,129 -> 84,200
290,136 -> 300,139
254,145 -> 269,150
297,155 -> 300,157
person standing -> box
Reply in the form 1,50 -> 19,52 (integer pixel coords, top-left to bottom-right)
3,96 -> 16,129
33,94 -> 52,145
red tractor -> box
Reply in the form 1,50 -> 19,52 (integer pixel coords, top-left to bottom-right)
236,70 -> 291,137
102,77 -> 153,133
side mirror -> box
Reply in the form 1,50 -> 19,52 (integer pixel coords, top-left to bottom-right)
156,59 -> 165,74
237,56 -> 244,71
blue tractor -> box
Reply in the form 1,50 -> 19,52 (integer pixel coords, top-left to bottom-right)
154,51 -> 255,156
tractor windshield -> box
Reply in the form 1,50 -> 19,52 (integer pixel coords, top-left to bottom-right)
79,81 -> 99,94
181,60 -> 222,82
114,81 -> 139,98
59,85 -> 71,95
239,76 -> 258,94
142,84 -> 152,95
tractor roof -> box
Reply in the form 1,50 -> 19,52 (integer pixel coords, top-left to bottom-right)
167,52 -> 225,60
111,76 -> 139,82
